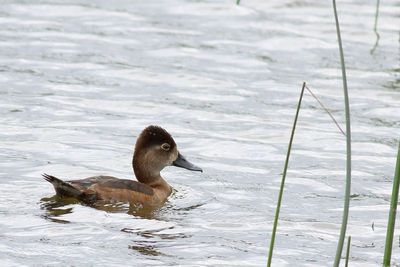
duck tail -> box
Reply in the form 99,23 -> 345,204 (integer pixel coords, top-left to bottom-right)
42,173 -> 83,199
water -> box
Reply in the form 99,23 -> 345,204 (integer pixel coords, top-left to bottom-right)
0,0 -> 399,266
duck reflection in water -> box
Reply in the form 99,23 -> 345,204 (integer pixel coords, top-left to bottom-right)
41,125 -> 202,218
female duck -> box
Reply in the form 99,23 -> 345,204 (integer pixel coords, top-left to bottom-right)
43,125 -> 202,207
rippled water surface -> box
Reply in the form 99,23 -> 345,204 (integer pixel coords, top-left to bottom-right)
0,0 -> 399,266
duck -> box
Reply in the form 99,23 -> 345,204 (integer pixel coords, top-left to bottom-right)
43,125 -> 202,207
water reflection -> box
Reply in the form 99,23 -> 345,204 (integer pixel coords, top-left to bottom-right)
40,194 -> 163,220
124,225 -> 190,258
40,189 -> 208,223
40,196 -> 77,223
128,242 -> 166,257
40,193 -> 191,258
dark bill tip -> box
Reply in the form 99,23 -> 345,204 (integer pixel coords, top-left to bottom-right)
172,152 -> 203,172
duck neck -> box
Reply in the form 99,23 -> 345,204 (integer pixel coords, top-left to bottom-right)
132,154 -> 172,195
136,170 -> 172,200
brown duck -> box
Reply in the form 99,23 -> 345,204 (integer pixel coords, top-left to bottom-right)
43,125 -> 202,207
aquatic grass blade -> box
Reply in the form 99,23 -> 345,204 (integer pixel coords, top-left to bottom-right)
370,0 -> 381,54
383,141 -> 400,267
331,0 -> 352,266
305,85 -> 345,136
267,82 -> 306,267
345,236 -> 351,267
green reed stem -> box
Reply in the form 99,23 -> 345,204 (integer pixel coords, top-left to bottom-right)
383,141 -> 400,267
236,0 -> 241,5
370,0 -> 381,54
345,236 -> 351,267
332,0 -> 352,266
267,82 -> 306,267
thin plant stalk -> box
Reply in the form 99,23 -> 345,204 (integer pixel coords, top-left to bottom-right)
305,85 -> 345,136
383,141 -> 400,267
332,0 -> 352,266
236,0 -> 240,5
370,0 -> 381,54
345,236 -> 351,267
267,82 -> 306,267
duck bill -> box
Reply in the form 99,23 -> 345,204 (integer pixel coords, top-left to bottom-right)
173,152 -> 203,172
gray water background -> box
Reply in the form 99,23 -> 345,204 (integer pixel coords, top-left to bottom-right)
0,0 -> 399,266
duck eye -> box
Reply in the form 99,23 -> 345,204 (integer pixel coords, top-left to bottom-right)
161,143 -> 170,151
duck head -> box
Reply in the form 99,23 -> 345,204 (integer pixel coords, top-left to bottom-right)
133,125 -> 202,184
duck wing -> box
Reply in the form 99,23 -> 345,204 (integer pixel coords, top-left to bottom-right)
68,175 -> 154,196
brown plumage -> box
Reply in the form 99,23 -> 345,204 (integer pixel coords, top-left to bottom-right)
43,125 -> 202,207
